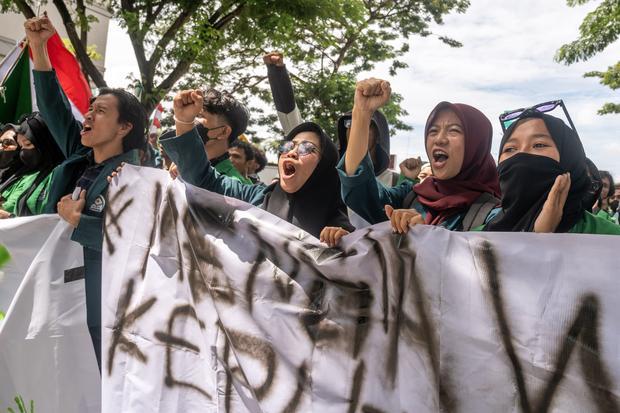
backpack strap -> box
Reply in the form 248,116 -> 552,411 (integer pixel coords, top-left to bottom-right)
461,192 -> 500,231
401,190 -> 418,210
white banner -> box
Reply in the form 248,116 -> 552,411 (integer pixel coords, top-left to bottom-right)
0,216 -> 100,413
103,166 -> 620,413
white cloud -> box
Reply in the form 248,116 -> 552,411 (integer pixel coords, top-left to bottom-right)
358,0 -> 620,176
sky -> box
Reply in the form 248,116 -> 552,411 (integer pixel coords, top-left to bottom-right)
104,0 -> 620,176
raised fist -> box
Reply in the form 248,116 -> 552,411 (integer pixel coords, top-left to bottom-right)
24,14 -> 56,47
399,156 -> 423,180
263,52 -> 284,67
173,90 -> 204,124
353,78 -> 391,113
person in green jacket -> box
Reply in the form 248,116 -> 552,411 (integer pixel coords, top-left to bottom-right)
25,15 -> 148,369
338,78 -> 501,234
0,113 -> 65,218
482,109 -> 620,235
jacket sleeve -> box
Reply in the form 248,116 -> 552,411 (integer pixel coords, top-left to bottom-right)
267,65 -> 302,135
160,128 -> 265,204
71,214 -> 103,251
32,70 -> 89,159
337,153 -> 411,224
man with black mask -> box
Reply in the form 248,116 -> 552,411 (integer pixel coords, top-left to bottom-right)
0,114 -> 65,218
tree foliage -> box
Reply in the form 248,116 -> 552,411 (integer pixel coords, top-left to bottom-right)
2,0 -> 471,143
555,0 -> 619,115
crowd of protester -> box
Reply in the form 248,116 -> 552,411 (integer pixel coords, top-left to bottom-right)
2,16 -> 620,369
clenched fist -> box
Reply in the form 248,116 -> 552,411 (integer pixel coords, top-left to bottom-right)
353,78 -> 391,114
173,89 -> 204,124
399,157 -> 423,181
24,14 -> 56,47
263,52 -> 284,67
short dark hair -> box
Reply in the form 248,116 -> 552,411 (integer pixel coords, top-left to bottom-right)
95,88 -> 147,152
251,145 -> 267,172
230,139 -> 254,162
203,88 -> 249,144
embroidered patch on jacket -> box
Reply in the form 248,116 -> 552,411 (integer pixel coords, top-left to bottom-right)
89,195 -> 105,213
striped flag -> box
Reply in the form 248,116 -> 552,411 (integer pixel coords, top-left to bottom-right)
0,34 -> 92,125
149,102 -> 164,134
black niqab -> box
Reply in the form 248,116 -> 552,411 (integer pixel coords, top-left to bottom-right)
485,111 -> 590,232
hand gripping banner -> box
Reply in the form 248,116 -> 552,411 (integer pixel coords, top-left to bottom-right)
101,166 -> 620,413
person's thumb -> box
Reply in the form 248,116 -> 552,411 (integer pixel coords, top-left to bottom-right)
79,190 -> 86,200
384,204 -> 394,218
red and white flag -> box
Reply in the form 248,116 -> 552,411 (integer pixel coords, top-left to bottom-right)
0,33 -> 92,124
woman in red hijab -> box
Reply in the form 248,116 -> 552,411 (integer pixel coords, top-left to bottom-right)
338,78 -> 500,232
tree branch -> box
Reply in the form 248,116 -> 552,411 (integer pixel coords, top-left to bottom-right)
148,2 -> 202,72
157,55 -> 195,95
120,0 -> 149,87
230,75 -> 267,94
212,2 -> 246,30
13,0 -> 35,18
52,0 -> 107,87
75,0 -> 88,47
144,0 -> 166,29
333,34 -> 358,73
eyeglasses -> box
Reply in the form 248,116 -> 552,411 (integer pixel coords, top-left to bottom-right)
499,99 -> 577,134
278,140 -> 320,157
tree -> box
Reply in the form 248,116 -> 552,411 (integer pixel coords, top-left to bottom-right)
185,0 -> 470,142
3,0 -> 338,115
555,0 -> 619,115
3,0 -> 470,141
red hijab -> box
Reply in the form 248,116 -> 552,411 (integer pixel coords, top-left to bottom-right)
413,102 -> 501,225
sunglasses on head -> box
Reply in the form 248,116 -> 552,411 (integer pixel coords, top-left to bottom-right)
499,99 -> 577,134
278,140 -> 320,157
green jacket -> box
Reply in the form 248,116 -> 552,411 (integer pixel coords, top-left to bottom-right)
214,157 -> 253,185
160,128 -> 268,205
1,171 -> 39,214
33,70 -> 140,337
595,209 -> 618,225
23,172 -> 52,216
479,208 -> 620,235
569,211 -> 620,235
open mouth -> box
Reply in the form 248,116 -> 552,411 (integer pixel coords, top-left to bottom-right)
81,125 -> 93,136
432,149 -> 449,167
282,161 -> 296,178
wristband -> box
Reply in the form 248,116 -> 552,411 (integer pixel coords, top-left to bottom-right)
173,116 -> 195,125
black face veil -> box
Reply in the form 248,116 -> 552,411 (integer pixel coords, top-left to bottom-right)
485,111 -> 590,233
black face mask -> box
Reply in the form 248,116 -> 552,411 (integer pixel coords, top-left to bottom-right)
487,152 -> 586,232
0,149 -> 18,168
19,148 -> 43,169
195,123 -> 209,144
610,199 -> 619,213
